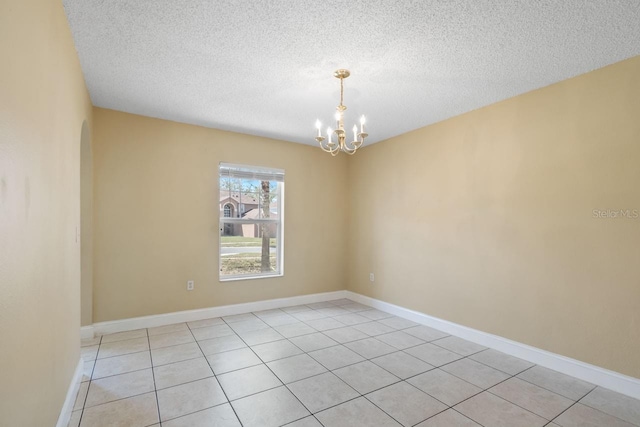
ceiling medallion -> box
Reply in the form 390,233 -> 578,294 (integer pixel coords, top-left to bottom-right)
315,69 -> 367,156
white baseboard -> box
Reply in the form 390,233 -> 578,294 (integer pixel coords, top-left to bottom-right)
56,358 -> 83,427
345,291 -> 640,400
80,325 -> 95,340
90,290 -> 348,336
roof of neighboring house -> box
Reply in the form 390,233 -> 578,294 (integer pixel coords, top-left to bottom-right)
242,208 -> 280,220
220,193 -> 260,205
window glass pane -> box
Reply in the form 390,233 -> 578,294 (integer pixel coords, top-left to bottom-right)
220,221 -> 278,276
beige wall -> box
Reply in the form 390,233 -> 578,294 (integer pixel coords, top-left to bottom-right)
0,0 -> 93,425
92,108 -> 348,322
348,56 -> 640,378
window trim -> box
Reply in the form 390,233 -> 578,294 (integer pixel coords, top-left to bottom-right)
218,163 -> 284,281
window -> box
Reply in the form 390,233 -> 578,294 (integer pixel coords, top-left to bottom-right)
219,163 -> 284,280
223,203 -> 233,218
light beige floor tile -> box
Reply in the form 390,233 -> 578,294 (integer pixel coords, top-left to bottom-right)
199,334 -> 246,355
161,404 -> 241,427
289,332 -> 338,352
304,317 -> 346,331
288,372 -> 359,413
81,336 -> 102,347
92,351 -> 151,379
293,310 -> 329,322
315,397 -> 402,427
229,318 -> 270,334
286,416 -> 323,426
217,364 -> 282,400
232,386 -> 310,427
517,366 -> 595,400
580,386 -> 640,425
82,360 -> 95,382
340,303 -> 371,312
344,337 -> 397,359
73,381 -> 90,411
490,377 -> 573,420
306,301 -> 336,309
329,299 -> 355,306
457,391 -> 547,427
191,324 -> 234,341
262,314 -> 299,327
333,361 -> 399,394
101,329 -> 147,344
359,309 -> 394,321
187,317 -> 224,329
441,358 -> 510,389
148,330 -> 195,349
274,322 -> 317,338
267,354 -> 327,383
282,305 -> 314,314
367,381 -> 448,427
85,368 -> 154,407
97,337 -> 149,359
308,345 -> 365,370
405,343 -> 464,367
323,326 -> 369,343
251,339 -> 303,362
469,349 -> 534,375
80,392 -> 158,427
432,336 -> 486,356
415,409 -> 481,426
222,313 -> 257,323
553,403 -> 635,427
379,316 -> 420,330
68,410 -> 82,427
315,307 -> 350,317
151,342 -> 202,366
403,325 -> 449,342
206,347 -> 262,374
408,369 -> 482,406
352,321 -> 397,336
147,323 -> 189,336
333,313 -> 370,326
157,377 -> 227,421
376,330 -> 425,350
253,308 -> 286,318
153,357 -> 213,389
237,327 -> 284,345
371,351 -> 434,379
81,345 -> 99,361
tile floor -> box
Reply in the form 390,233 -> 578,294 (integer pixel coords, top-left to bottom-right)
72,299 -> 640,427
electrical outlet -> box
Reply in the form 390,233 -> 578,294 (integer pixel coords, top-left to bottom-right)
187,280 -> 194,291
369,273 -> 375,282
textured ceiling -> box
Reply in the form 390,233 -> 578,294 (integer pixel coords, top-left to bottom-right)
63,0 -> 640,146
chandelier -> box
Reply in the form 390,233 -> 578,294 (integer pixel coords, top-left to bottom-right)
314,69 -> 368,156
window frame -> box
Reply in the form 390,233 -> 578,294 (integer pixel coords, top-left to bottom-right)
218,162 -> 284,281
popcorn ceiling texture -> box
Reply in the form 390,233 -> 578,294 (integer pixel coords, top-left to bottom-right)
63,0 -> 640,146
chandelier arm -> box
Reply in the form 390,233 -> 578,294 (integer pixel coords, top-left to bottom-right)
341,142 -> 357,154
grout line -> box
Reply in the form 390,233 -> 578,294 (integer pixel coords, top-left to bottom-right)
186,321 -> 245,427
144,329 -> 162,426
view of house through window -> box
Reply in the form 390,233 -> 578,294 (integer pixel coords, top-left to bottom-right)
219,163 -> 284,280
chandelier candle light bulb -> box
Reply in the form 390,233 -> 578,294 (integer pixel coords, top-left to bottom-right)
314,69 -> 368,156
